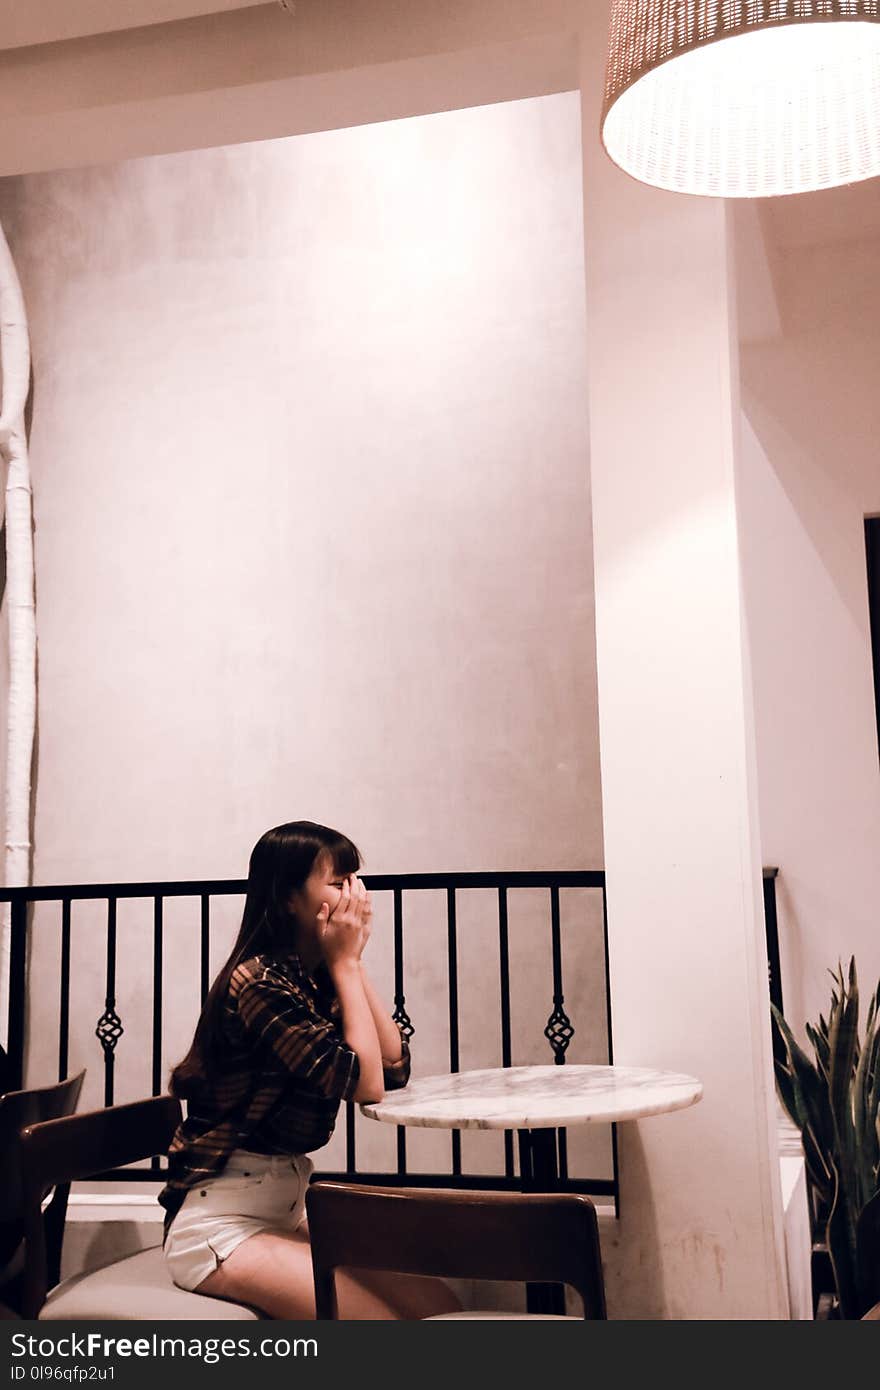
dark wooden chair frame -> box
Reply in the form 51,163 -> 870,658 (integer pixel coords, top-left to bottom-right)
18,1094 -> 181,1319
305,1180 -> 607,1320
0,1070 -> 87,1313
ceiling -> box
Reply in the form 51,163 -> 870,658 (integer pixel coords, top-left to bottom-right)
0,0 -> 269,50
0,1 -> 581,179
0,0 -> 875,251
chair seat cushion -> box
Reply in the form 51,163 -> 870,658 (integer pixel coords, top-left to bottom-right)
424,1311 -> 580,1320
39,1245 -> 264,1320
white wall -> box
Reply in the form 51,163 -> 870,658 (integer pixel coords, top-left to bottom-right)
735,211 -> 880,1032
0,94 -> 610,1183
577,3 -> 789,1319
0,96 -> 600,881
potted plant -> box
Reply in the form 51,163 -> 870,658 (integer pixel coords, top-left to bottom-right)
771,958 -> 880,1319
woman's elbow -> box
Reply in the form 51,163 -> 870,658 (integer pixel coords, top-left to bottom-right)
354,1082 -> 385,1105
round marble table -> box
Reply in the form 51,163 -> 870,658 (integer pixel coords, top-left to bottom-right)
362,1063 -> 702,1313
361,1063 -> 702,1132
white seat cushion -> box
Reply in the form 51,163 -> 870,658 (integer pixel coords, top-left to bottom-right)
38,1245 -> 264,1320
424,1311 -> 580,1320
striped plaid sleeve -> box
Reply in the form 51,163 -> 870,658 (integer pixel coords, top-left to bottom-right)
382,1032 -> 411,1091
234,970 -> 360,1102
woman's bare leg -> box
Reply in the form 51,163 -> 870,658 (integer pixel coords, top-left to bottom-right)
192,1228 -> 461,1320
342,1266 -> 462,1320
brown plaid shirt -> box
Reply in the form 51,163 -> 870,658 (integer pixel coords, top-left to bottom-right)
158,950 -> 410,1238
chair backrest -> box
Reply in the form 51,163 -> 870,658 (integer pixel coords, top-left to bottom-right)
0,1071 -> 86,1268
18,1093 -> 182,1319
0,1042 -> 14,1097
305,1182 -> 607,1319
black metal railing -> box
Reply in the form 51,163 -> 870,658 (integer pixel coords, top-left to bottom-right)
1,870 -> 616,1203
763,867 -> 782,1015
865,516 -> 880,766
2,866 -> 784,1207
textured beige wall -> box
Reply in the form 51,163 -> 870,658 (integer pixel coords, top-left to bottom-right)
0,93 -> 608,1181
735,216 -> 880,1032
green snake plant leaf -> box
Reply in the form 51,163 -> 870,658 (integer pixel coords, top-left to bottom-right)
773,1054 -> 799,1124
827,1155 -> 860,1320
800,1119 -> 834,1202
806,1021 -> 831,1081
773,1056 -> 832,1196
772,1007 -> 815,1127
865,991 -> 880,1185
774,962 -> 880,1317
853,985 -> 880,1207
772,1006 -> 834,1204
827,961 -> 859,1217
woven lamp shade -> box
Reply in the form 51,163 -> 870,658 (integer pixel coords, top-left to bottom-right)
601,0 -> 880,196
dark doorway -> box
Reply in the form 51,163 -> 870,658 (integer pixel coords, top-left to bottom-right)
866,517 -> 880,765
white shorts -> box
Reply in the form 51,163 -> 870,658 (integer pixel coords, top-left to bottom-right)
164,1148 -> 314,1293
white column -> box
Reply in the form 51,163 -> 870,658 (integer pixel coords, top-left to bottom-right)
579,5 -> 789,1318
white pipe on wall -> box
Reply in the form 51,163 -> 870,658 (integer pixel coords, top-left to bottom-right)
0,220 -> 35,1052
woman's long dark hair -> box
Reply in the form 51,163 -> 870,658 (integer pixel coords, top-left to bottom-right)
168,820 -> 361,1099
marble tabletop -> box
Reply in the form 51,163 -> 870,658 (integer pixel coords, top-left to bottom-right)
360,1064 -> 703,1131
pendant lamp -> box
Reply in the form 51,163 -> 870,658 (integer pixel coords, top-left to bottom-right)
601,1 -> 880,196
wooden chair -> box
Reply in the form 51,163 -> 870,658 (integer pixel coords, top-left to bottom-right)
18,1095 -> 265,1320
305,1181 -> 607,1320
0,1071 -> 86,1312
0,1042 -> 14,1097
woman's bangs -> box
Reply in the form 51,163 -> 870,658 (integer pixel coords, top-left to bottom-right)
330,835 -> 361,877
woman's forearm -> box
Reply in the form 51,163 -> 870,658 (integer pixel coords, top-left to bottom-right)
359,965 -> 404,1063
329,961 -> 385,1102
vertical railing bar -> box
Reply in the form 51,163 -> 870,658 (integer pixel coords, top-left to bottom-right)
393,887 -> 404,1005
601,883 -> 614,1067
447,886 -> 460,1176
517,1131 -> 533,1186
498,886 -> 514,1178
103,898 -> 117,1107
345,1101 -> 356,1174
7,895 -> 28,1091
763,871 -> 783,1013
58,899 -> 71,1080
498,887 -> 512,1067
865,517 -> 880,765
549,885 -> 567,1178
150,896 -> 164,1172
543,885 -> 572,1067
447,888 -> 460,1071
152,896 -> 163,1098
602,881 -> 620,1218
393,887 -> 407,1175
200,895 -> 210,1005
550,884 -> 563,1001
763,869 -> 785,1068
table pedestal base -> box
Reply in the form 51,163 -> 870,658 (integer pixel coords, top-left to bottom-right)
517,1128 -> 566,1316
